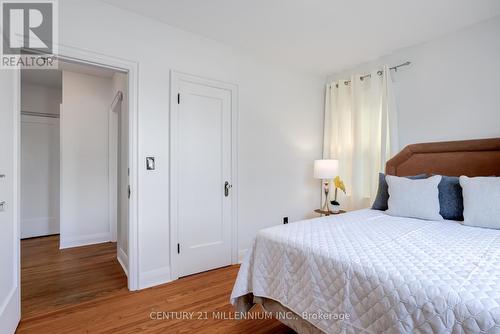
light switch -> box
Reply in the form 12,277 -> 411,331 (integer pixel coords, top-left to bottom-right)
146,157 -> 155,170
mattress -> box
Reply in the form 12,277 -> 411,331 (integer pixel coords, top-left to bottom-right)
231,209 -> 500,333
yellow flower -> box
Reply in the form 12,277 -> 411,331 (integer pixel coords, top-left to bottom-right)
333,176 -> 346,193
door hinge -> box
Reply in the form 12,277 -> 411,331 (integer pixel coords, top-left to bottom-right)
177,243 -> 180,254
128,185 -> 131,199
177,93 -> 180,104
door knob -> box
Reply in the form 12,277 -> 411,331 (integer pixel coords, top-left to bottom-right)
224,181 -> 232,197
0,201 -> 5,212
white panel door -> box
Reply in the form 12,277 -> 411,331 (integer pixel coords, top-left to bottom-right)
0,71 -> 21,333
176,79 -> 232,277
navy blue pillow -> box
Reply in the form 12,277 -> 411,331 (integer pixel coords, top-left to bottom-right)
437,176 -> 464,221
371,173 -> 427,211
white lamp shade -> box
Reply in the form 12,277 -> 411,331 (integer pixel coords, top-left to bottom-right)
313,159 -> 339,179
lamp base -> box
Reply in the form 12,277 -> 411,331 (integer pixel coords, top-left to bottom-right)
322,181 -> 330,212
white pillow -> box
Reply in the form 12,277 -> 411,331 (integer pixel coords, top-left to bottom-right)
386,175 -> 443,221
459,176 -> 500,229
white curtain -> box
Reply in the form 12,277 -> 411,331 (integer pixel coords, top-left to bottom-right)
323,65 -> 399,210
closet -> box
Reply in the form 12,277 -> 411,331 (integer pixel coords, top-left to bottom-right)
20,73 -> 61,239
20,63 -> 129,262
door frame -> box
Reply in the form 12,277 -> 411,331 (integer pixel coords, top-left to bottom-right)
169,71 -> 239,280
2,68 -> 21,334
14,45 -> 140,291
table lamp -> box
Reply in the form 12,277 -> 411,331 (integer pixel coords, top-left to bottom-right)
314,159 -> 339,212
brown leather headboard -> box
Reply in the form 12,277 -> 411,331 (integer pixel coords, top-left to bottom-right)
386,138 -> 500,177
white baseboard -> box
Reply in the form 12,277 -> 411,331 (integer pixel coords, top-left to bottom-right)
59,232 -> 111,249
0,287 -> 20,334
117,247 -> 128,277
139,266 -> 171,289
238,249 -> 248,263
21,217 -> 59,239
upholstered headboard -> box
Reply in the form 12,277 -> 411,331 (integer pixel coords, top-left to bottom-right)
386,138 -> 500,177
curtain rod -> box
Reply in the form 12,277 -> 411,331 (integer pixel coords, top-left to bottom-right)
21,111 -> 60,119
332,61 -> 411,87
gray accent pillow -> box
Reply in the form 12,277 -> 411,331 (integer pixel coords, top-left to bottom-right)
437,176 -> 464,221
372,173 -> 427,211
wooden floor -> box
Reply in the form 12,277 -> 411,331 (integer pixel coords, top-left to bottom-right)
18,235 -> 293,334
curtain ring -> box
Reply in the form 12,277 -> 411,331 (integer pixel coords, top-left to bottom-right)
377,70 -> 383,76
344,81 -> 349,86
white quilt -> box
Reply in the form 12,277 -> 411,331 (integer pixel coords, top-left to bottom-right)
231,210 -> 500,333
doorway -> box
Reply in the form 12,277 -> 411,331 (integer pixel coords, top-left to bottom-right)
0,48 -> 139,331
170,72 -> 238,279
19,59 -> 130,319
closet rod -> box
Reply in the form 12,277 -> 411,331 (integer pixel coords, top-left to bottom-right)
21,111 -> 60,118
333,61 -> 411,87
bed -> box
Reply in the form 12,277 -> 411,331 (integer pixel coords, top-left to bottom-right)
231,138 -> 500,333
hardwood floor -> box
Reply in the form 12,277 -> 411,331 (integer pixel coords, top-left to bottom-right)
21,235 -> 128,320
18,236 -> 293,334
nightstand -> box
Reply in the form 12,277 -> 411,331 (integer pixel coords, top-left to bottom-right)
314,209 -> 346,216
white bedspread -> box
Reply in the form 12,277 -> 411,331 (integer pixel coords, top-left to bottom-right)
231,210 -> 500,333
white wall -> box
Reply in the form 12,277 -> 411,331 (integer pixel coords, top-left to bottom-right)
327,16 -> 500,149
60,71 -> 114,248
20,116 -> 60,238
20,83 -> 61,238
56,0 -> 325,287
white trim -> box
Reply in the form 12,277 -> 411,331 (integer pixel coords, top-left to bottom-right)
0,288 -> 15,318
139,266 -> 171,290
59,102 -> 65,249
169,71 -> 239,280
117,247 -> 129,277
1,69 -> 22,334
238,249 -> 248,264
14,69 -> 21,331
15,43 -> 140,291
0,287 -> 20,334
108,96 -> 118,243
231,82 -> 239,266
59,232 -> 111,249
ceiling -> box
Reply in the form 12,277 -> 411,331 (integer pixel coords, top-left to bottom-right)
100,0 -> 500,74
